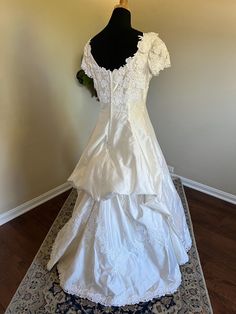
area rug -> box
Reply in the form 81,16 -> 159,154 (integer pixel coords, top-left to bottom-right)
5,176 -> 213,314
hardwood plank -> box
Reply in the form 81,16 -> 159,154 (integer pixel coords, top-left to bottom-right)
184,186 -> 236,313
0,189 -> 72,313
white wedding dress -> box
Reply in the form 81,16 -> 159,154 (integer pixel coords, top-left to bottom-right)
47,31 -> 192,306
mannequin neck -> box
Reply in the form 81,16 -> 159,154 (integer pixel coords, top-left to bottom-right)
106,7 -> 132,31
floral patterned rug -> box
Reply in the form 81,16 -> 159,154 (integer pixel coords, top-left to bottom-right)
5,176 -> 213,313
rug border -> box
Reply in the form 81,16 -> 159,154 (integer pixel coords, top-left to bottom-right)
172,175 -> 214,313
4,188 -> 75,312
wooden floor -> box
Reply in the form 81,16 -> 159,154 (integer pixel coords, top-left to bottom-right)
0,185 -> 235,313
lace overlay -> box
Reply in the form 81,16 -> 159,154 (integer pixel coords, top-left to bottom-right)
81,32 -> 171,107
47,188 -> 192,306
95,194 -> 167,266
148,34 -> 171,76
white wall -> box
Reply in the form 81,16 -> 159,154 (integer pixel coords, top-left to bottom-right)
0,0 -> 235,215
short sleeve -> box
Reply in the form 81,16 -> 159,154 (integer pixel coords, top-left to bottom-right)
80,41 -> 93,79
147,34 -> 171,77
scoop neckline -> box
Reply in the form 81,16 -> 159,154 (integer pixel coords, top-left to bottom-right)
87,32 -> 146,74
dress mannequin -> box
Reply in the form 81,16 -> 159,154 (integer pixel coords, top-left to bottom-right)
47,3 -> 193,306
114,0 -> 129,10
87,2 -> 143,72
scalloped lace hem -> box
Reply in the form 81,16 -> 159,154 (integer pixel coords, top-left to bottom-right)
181,237 -> 193,261
184,240 -> 192,255
56,262 -> 183,307
179,247 -> 191,266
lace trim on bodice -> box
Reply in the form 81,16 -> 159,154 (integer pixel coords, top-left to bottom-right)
81,31 -> 171,78
80,32 -> 171,107
87,33 -> 145,74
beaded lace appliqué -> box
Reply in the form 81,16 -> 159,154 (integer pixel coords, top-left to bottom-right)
81,32 -> 171,107
55,193 -> 192,306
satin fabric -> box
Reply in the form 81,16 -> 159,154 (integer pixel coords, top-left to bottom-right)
67,101 -> 166,202
47,32 -> 192,306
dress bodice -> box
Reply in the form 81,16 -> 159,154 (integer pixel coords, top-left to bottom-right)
81,32 -> 171,111
68,32 -> 172,201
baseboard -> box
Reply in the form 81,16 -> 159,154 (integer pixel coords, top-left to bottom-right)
0,183 -> 72,226
1,174 -> 235,226
172,173 -> 236,205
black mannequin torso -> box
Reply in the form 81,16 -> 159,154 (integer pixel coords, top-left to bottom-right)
88,8 -> 143,72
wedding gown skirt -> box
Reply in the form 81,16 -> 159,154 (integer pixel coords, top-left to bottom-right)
47,175 -> 192,306
46,31 -> 192,306
46,105 -> 192,306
